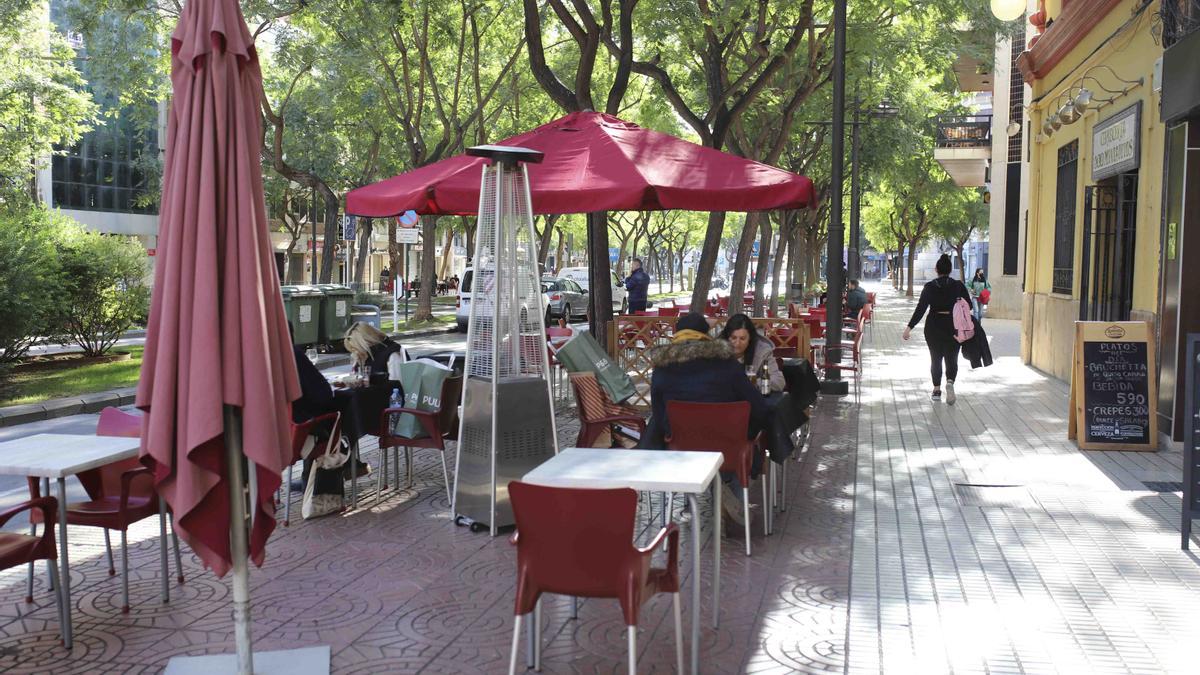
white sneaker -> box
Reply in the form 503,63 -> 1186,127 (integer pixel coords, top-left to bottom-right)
946,381 -> 956,405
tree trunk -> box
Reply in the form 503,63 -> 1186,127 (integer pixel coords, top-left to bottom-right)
439,225 -> 455,280
790,223 -> 805,295
464,218 -> 476,263
354,217 -> 373,286
689,211 -> 726,312
751,215 -> 773,316
769,223 -> 788,316
728,212 -> 759,315
283,240 -> 296,283
956,243 -> 966,282
587,211 -> 613,348
806,230 -> 821,297
318,191 -> 339,283
536,214 -> 558,266
906,242 -> 917,297
413,216 -> 438,321
555,227 -> 565,273
388,217 -> 401,302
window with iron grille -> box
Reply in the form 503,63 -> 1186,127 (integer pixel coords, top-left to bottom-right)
1003,32 -> 1025,276
1007,32 -> 1025,164
1052,141 -> 1079,294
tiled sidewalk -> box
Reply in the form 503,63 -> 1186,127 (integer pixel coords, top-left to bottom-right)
0,385 -> 857,673
848,284 -> 1197,674
2,283 -> 1197,673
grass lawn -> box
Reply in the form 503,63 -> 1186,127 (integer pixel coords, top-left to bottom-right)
380,313 -> 457,333
0,347 -> 144,407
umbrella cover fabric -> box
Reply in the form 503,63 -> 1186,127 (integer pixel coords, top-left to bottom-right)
136,0 -> 300,577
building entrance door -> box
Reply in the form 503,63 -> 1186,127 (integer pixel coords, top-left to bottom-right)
1079,173 -> 1138,322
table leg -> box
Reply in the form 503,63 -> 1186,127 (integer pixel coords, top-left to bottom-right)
712,479 -> 721,629
57,477 -> 72,648
687,494 -> 701,675
350,439 -> 359,509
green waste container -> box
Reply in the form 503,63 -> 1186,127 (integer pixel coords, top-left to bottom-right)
280,285 -> 324,346
315,284 -> 355,346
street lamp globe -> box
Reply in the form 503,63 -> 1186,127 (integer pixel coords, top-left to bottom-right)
990,0 -> 1025,22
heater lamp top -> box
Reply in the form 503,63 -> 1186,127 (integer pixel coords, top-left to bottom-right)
466,145 -> 545,165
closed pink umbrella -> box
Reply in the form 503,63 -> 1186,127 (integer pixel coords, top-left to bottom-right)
135,0 -> 300,671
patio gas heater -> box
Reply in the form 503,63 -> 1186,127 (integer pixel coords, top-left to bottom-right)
454,145 -> 558,535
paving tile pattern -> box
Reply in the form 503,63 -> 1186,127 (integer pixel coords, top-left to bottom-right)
0,378 -> 856,672
848,285 -> 1199,675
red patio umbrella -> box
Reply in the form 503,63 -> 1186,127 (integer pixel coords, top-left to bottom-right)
346,111 -> 815,216
136,0 -> 300,670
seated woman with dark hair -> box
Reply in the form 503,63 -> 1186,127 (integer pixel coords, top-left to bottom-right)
719,313 -> 785,393
641,312 -> 769,525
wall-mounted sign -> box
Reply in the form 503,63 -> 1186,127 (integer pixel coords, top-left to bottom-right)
1092,102 -> 1141,181
1068,320 -> 1157,451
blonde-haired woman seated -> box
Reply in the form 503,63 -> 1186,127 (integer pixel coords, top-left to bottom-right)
345,322 -> 407,387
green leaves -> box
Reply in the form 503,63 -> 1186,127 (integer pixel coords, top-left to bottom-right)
0,2 -> 97,202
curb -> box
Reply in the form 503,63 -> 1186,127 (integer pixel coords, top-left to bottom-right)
0,326 -> 457,428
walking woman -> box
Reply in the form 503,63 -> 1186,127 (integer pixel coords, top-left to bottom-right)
968,268 -> 990,321
903,254 -> 972,404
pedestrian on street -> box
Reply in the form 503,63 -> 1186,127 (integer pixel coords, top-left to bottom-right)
379,267 -> 391,293
624,258 -> 650,313
968,268 -> 990,322
903,254 -> 972,404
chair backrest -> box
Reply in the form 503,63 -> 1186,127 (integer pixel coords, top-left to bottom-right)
546,327 -> 573,339
657,306 -> 679,317
569,372 -> 627,424
509,481 -> 638,598
664,400 -> 750,454
83,407 -> 150,501
290,411 -> 343,463
97,407 -> 141,438
438,375 -> 463,436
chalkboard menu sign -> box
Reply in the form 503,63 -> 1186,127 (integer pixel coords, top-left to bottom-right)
1068,321 -> 1158,451
1183,334 -> 1199,550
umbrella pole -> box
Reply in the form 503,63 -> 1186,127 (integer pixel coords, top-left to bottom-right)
223,405 -> 254,675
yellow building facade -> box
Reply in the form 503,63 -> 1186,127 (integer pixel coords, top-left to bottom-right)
1018,0 -> 1164,381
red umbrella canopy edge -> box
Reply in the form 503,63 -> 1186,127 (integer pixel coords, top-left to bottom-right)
136,0 -> 301,577
346,111 -> 816,217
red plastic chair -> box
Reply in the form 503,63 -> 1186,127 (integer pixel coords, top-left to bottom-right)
378,376 -> 463,504
507,481 -> 682,674
569,372 -> 645,447
820,326 -> 864,393
2,497 -> 64,633
664,401 -> 766,555
27,408 -> 183,613
657,306 -> 679,317
285,410 -> 343,525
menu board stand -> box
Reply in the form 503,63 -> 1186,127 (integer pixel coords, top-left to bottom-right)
1182,335 -> 1199,550
1068,321 -> 1157,452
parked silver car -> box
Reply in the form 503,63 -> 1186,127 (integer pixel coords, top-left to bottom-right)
541,276 -> 589,323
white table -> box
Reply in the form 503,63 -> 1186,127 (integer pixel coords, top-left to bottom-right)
0,433 -> 141,649
522,447 -> 723,675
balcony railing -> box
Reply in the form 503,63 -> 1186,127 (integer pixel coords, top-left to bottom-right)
935,115 -> 992,149
1159,0 -> 1200,47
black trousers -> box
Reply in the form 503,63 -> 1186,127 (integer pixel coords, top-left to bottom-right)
925,322 -> 960,387
628,299 -> 647,313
